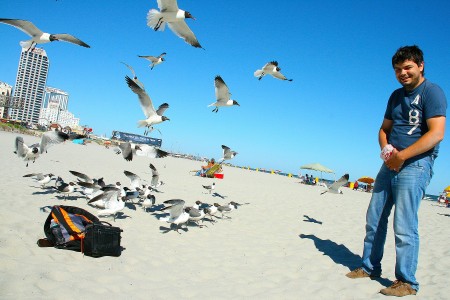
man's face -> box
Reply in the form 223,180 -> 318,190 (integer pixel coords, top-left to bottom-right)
394,59 -> 424,91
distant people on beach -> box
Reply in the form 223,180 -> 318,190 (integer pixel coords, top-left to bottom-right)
346,45 -> 447,296
353,181 -> 359,190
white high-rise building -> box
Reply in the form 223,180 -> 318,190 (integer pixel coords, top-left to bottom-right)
10,47 -> 49,124
38,87 -> 80,129
0,82 -> 13,119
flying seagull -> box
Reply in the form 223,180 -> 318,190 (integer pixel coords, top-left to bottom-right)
147,0 -> 203,49
0,18 -> 90,50
114,142 -> 142,161
320,174 -> 349,195
149,163 -> 164,189
208,75 -> 240,113
138,52 -> 167,70
14,131 -> 79,167
135,144 -> 169,159
125,75 -> 170,136
254,61 -> 293,81
219,145 -> 238,163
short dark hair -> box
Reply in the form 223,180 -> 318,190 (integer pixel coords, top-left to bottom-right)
392,45 -> 424,75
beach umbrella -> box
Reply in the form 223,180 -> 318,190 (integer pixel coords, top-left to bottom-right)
357,176 -> 375,184
300,163 -> 334,180
444,185 -> 450,192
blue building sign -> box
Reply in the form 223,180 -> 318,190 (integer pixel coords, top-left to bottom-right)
111,131 -> 162,147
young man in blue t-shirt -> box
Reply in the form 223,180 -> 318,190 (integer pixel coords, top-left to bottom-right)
346,45 -> 447,297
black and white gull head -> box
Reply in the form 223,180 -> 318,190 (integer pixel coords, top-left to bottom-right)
254,61 -> 293,81
146,0 -> 203,49
0,18 -> 90,51
208,75 -> 240,113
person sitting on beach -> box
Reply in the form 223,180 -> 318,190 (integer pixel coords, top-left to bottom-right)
197,158 -> 216,177
353,181 -> 359,191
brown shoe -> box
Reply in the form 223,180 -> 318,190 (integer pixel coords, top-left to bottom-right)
380,280 -> 417,297
346,267 -> 380,279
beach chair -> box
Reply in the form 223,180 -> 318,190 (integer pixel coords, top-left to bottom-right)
205,164 -> 222,178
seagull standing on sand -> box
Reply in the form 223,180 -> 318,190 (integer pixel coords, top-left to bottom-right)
125,75 -> 170,136
52,182 -> 76,200
138,53 -> 167,70
254,61 -> 293,81
23,173 -> 55,188
208,76 -> 240,113
202,182 -> 215,194
214,203 -> 232,219
320,174 -> 349,195
185,207 -> 208,227
160,199 -> 190,233
142,194 -> 156,212
147,0 -> 203,49
0,18 -> 90,51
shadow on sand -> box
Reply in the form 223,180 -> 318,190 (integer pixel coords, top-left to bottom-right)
299,233 -> 392,287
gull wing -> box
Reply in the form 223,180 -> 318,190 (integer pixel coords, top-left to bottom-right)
124,170 -> 141,190
136,145 -> 168,158
167,21 -> 202,48
222,145 -> 231,159
88,188 -> 120,205
69,170 -> 93,183
119,142 -> 133,161
263,61 -> 278,72
39,131 -> 69,154
149,163 -> 159,186
328,174 -> 350,192
0,18 -> 42,38
162,199 -> 185,219
214,75 -> 230,104
271,71 -> 289,81
138,55 -> 159,63
23,173 -> 44,180
155,103 -> 169,116
157,0 -> 179,12
15,136 -> 27,157
125,75 -> 156,118
52,33 -> 90,48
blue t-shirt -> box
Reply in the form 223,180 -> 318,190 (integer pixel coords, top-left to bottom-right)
384,79 -> 447,159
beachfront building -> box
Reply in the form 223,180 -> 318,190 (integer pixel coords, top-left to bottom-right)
0,81 -> 13,119
38,87 -> 80,129
9,47 -> 49,125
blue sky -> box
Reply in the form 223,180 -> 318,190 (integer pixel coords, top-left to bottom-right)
1,0 -> 449,195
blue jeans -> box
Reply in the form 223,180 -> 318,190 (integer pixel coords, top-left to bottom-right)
361,156 -> 434,291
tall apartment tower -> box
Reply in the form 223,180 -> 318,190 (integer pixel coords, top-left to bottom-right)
10,47 -> 49,124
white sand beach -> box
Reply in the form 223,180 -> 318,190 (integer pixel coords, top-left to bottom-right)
0,130 -> 449,299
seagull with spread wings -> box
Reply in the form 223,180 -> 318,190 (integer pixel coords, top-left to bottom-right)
208,75 -> 240,113
138,52 -> 167,70
147,0 -> 203,49
160,199 -> 190,233
0,18 -> 90,51
125,75 -> 170,136
254,61 -> 293,81
320,174 -> 349,195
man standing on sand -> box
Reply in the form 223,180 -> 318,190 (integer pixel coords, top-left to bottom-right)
346,45 -> 447,297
